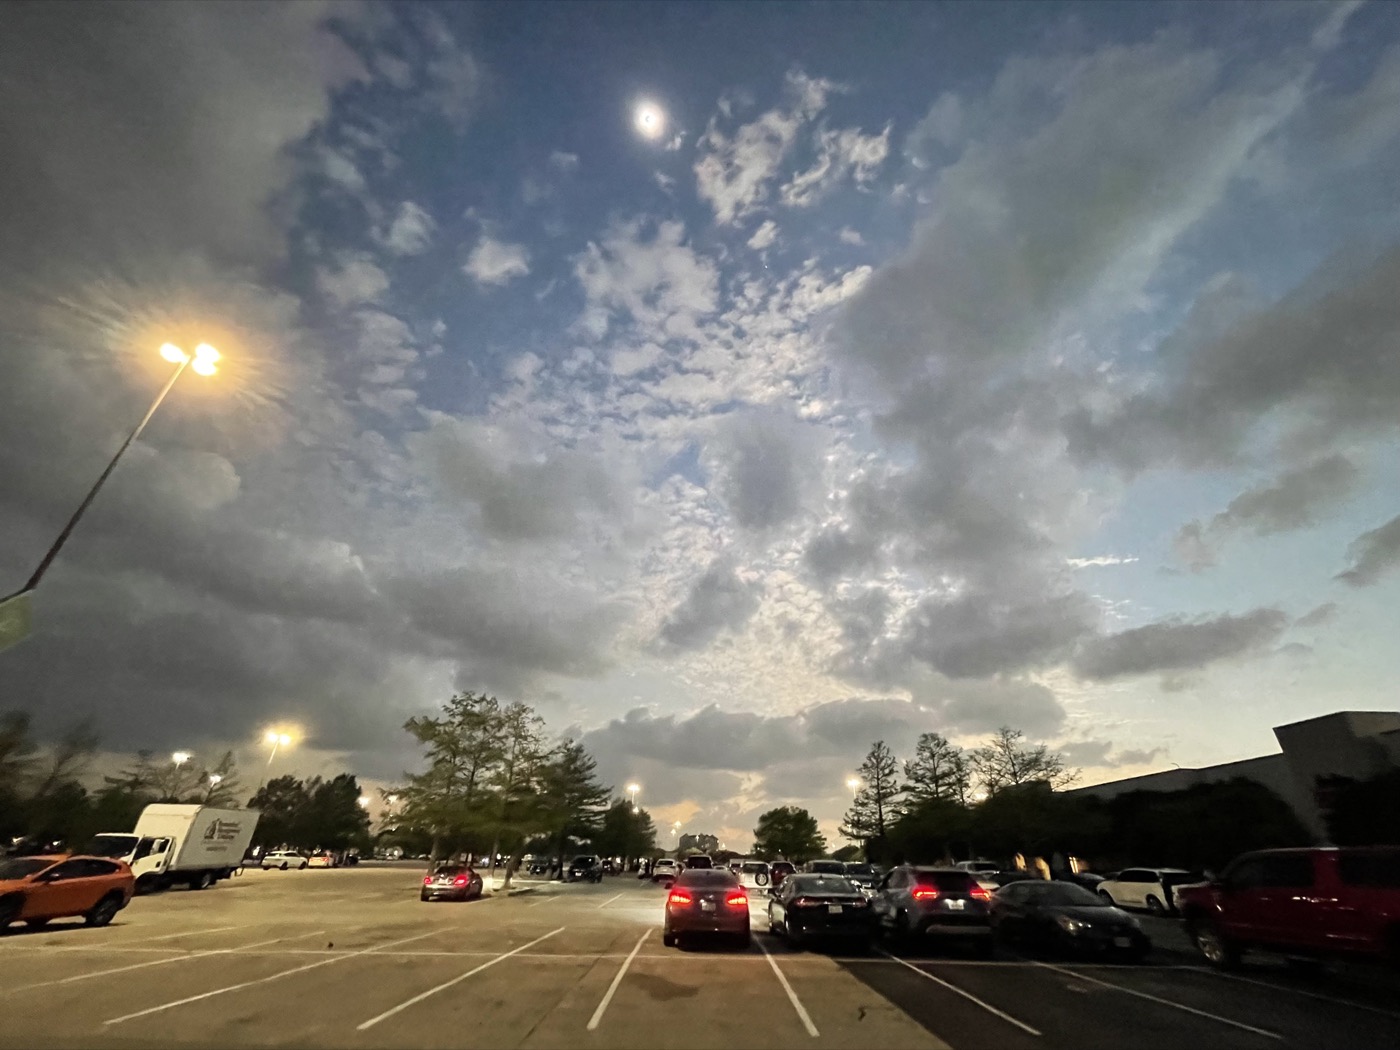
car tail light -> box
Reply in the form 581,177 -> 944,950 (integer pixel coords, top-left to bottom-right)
970,884 -> 990,901
454,875 -> 468,886
912,886 -> 941,901
850,897 -> 869,907
791,896 -> 814,908
726,892 -> 747,907
668,890 -> 692,905
423,876 -> 432,885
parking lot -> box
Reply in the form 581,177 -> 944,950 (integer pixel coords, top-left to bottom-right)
1,865 -> 1397,1049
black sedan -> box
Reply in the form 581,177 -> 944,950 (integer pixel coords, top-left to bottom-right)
663,869 -> 751,948
989,880 -> 1149,960
420,864 -> 484,902
768,874 -> 872,950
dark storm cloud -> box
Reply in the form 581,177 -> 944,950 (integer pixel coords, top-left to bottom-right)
657,560 -> 763,651
1336,512 -> 1400,587
1072,608 -> 1290,680
704,411 -> 817,531
803,527 -> 882,586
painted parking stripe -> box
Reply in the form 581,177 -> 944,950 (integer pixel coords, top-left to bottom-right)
356,927 -> 565,1030
596,892 -> 624,909
7,931 -> 323,993
1037,962 -> 1282,1039
528,893 -> 561,907
757,937 -> 820,1038
1184,967 -> 1400,1021
877,949 -> 1041,1036
587,928 -> 650,1030
50,924 -> 252,948
102,928 -> 444,1025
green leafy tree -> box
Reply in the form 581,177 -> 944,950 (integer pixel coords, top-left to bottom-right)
595,800 -> 659,867
840,741 -> 902,861
971,727 -> 1077,796
485,702 -> 546,885
297,774 -> 372,850
903,732 -> 971,806
539,739 -> 611,869
248,775 -> 310,848
889,795 -> 973,864
752,806 -> 827,862
831,844 -> 861,862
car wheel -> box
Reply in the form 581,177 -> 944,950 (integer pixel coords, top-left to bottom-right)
0,896 -> 20,932
420,891 -> 430,902
25,917 -> 50,929
1191,921 -> 1241,970
755,871 -> 769,887
192,871 -> 214,891
85,893 -> 122,928
279,862 -> 288,871
1145,894 -> 1166,916
662,930 -> 677,948
134,874 -> 159,895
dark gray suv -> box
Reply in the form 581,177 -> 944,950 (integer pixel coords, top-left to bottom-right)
870,866 -> 994,955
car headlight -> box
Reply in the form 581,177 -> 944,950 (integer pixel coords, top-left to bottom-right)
1055,915 -> 1088,934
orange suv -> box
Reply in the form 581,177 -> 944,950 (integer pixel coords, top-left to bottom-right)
0,855 -> 136,931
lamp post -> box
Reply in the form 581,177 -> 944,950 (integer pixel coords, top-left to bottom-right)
257,730 -> 293,790
846,777 -> 862,793
626,783 -> 640,811
2,343 -> 220,607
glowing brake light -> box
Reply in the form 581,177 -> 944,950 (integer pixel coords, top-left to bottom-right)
454,875 -> 468,886
668,890 -> 692,905
970,884 -> 991,901
423,876 -> 432,885
911,886 -> 941,901
725,892 -> 747,907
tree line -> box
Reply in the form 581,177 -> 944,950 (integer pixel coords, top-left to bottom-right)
383,692 -> 656,885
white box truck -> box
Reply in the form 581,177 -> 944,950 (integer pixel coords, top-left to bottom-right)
88,804 -> 260,893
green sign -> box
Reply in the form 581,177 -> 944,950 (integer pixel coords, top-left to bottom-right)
0,591 -> 33,653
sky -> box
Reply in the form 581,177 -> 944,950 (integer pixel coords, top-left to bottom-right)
2,1 -> 1399,849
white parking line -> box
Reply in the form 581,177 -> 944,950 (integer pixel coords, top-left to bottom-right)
356,927 -> 565,1030
528,894 -> 561,907
7,932 -> 322,993
1037,962 -> 1283,1039
877,949 -> 1041,1036
1184,967 -> 1400,1021
586,928 -> 650,1030
48,923 -> 252,948
102,928 -> 444,1025
596,892 -> 624,910
757,937 -> 820,1038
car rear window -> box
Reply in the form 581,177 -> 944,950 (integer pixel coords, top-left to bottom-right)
789,874 -> 859,895
1338,850 -> 1400,888
0,858 -> 53,880
915,870 -> 977,892
676,869 -> 739,887
740,862 -> 768,874
807,861 -> 845,874
433,864 -> 467,875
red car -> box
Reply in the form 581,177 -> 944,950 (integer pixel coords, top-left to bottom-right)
1177,846 -> 1400,969
0,855 -> 135,931
662,869 -> 751,949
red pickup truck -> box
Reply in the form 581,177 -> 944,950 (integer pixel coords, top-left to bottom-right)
1176,846 -> 1400,969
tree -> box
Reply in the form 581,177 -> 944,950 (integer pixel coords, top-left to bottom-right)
595,800 -> 658,866
539,740 -> 611,869
841,741 -> 902,861
485,702 -> 546,887
888,795 -> 973,864
198,751 -> 243,807
752,806 -> 827,863
971,727 -> 1077,796
248,775 -> 309,848
831,844 -> 861,862
298,774 -> 372,850
903,732 -> 971,806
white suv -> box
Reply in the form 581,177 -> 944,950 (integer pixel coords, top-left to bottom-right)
1098,867 -> 1204,914
649,858 -> 678,883
260,850 -> 308,871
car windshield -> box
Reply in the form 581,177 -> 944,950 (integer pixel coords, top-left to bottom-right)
84,835 -> 138,858
807,861 -> 845,874
0,858 -> 53,881
1027,883 -> 1110,907
789,875 -> 859,895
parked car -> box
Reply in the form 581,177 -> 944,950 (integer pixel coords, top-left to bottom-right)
306,851 -> 339,869
662,868 -> 750,949
567,854 -> 603,883
954,859 -> 1001,875
768,873 -> 872,949
421,863 -> 484,902
1177,846 -> 1400,970
990,879 -> 1149,961
842,862 -> 881,895
650,858 -> 679,884
0,855 -> 135,930
733,860 -> 771,888
260,850 -> 308,871
683,854 -> 714,870
1098,867 -> 1205,915
803,859 -> 847,875
769,861 -> 796,889
869,866 -> 994,955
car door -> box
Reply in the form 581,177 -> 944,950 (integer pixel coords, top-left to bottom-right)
22,859 -> 89,919
1220,853 -> 1318,948
870,869 -> 904,929
991,882 -> 1029,935
1113,869 -> 1146,908
770,878 -> 791,930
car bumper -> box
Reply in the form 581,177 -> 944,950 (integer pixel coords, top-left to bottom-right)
913,918 -> 993,937
422,888 -> 473,901
668,912 -> 750,935
1060,928 -> 1150,953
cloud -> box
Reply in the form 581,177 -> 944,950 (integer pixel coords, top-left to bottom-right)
317,253 -> 390,307
1060,740 -> 1166,768
549,150 -> 580,171
464,235 -> 530,287
1173,454 -> 1360,569
1066,555 -> 1139,568
838,227 -> 864,246
658,560 -> 763,651
704,410 -> 819,531
694,70 -> 835,224
780,124 -> 890,207
1336,512 -> 1400,586
1072,608 -> 1290,680
379,201 -> 436,256
1295,602 -> 1337,627
803,527 -> 882,587
574,219 -> 719,341
747,220 -> 779,251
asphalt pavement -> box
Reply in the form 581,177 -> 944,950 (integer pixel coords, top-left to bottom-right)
1,864 -> 1396,1049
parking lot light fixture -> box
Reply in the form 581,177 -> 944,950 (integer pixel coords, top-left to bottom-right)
172,751 -> 191,767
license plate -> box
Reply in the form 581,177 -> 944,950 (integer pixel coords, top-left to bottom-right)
828,904 -> 843,915
701,901 -> 716,912
946,899 -> 965,910
1113,936 -> 1131,948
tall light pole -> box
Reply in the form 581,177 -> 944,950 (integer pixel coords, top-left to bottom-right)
2,343 -> 220,607
627,783 -> 640,811
257,730 -> 293,790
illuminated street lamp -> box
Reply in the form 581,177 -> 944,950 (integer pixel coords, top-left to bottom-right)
172,751 -> 192,767
627,783 -> 640,810
2,343 -> 220,611
358,796 -> 371,810
256,728 -> 295,790
846,777 -> 862,792
207,774 -> 223,786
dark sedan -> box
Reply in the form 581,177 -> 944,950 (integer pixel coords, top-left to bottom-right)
870,866 -> 994,956
662,869 -> 751,948
768,874 -> 872,949
566,854 -> 603,883
990,880 -> 1149,960
420,864 -> 484,902
842,862 -> 881,895
769,861 -> 796,889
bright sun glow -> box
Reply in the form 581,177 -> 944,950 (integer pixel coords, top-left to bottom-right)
634,102 -> 665,140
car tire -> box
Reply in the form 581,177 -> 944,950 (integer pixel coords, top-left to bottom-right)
25,917 -> 50,929
1191,921 -> 1242,970
1145,894 -> 1166,916
662,930 -> 676,948
85,893 -> 123,928
134,874 -> 159,895
279,862 -> 288,871
755,871 -> 769,887
734,929 -> 752,950
420,891 -> 430,902
192,871 -> 214,891
0,895 -> 23,931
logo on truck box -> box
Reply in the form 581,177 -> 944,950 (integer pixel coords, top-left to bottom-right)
203,819 -> 243,842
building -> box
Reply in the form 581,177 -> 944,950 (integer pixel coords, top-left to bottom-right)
1066,711 -> 1400,841
678,832 -> 719,855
